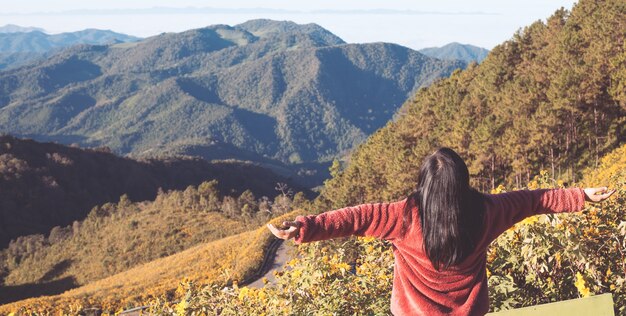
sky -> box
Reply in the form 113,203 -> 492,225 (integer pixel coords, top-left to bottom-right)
1,0 -> 578,50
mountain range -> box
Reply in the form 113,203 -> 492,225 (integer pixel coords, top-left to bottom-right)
0,19 -> 466,187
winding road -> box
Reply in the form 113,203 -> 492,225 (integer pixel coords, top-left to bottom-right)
246,239 -> 295,288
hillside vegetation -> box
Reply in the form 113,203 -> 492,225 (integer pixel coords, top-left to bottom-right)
483,144 -> 626,313
0,135 -> 306,248
0,20 -> 464,186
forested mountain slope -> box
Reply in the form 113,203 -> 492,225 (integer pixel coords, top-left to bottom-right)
0,29 -> 139,54
317,0 -> 626,210
0,210 -> 306,313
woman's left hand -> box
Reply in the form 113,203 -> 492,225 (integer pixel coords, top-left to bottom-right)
584,187 -> 616,203
267,221 -> 302,240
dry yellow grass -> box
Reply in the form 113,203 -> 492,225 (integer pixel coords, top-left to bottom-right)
0,210 -> 304,314
4,209 -> 245,287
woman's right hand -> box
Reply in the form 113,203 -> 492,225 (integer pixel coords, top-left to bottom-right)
267,221 -> 302,240
583,187 -> 616,203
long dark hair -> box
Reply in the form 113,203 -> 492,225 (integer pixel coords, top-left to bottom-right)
402,148 -> 485,270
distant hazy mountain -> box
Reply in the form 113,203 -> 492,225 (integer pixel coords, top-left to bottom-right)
0,28 -> 140,69
0,29 -> 140,53
419,42 -> 489,63
0,19 -> 464,186
0,24 -> 45,33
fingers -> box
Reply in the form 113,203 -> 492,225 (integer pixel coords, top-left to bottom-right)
266,224 -> 282,238
597,189 -> 616,201
584,187 -> 616,203
266,224 -> 285,239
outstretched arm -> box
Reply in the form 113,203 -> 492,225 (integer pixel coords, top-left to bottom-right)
267,199 -> 407,243
486,187 -> 614,240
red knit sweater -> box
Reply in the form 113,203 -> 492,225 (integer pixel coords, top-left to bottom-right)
294,188 -> 587,315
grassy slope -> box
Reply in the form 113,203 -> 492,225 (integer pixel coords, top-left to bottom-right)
0,211 -> 304,313
2,206 -> 245,288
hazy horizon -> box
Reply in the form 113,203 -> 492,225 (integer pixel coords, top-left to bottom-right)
1,1 -> 578,50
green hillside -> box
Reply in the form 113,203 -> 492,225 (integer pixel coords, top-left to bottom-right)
0,209 -> 308,314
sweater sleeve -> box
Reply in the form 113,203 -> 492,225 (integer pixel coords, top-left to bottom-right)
485,187 -> 586,241
293,199 -> 406,244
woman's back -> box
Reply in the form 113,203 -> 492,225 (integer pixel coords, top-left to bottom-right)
392,197 -> 488,315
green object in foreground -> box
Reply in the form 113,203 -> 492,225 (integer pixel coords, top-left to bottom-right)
487,294 -> 614,316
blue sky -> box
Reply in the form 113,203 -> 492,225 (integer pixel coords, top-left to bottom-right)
1,0 -> 578,50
